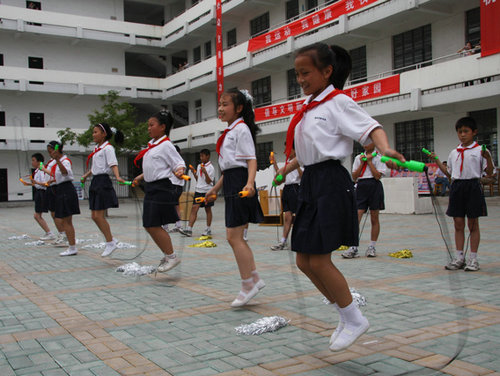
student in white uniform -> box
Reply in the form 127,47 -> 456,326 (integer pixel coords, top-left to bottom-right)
180,149 -> 215,237
20,153 -> 54,239
270,146 -> 302,250
164,145 -> 186,233
205,88 -> 265,307
46,141 -> 81,256
133,111 -> 185,273
81,123 -> 125,257
274,43 -> 404,352
343,142 -> 387,258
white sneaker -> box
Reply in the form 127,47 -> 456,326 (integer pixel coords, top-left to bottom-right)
101,239 -> 118,257
52,235 -> 68,247
59,248 -> 77,256
40,233 -> 56,241
270,241 -> 287,251
201,228 -> 212,236
464,258 -> 480,272
255,279 -> 266,291
342,246 -> 359,259
157,256 -> 181,273
231,284 -> 261,307
329,316 -> 370,352
365,245 -> 377,257
329,321 -> 345,344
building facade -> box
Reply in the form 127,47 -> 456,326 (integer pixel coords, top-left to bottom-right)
0,0 -> 498,201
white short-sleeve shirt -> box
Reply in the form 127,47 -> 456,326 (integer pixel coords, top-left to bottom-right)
54,156 -> 74,184
90,141 -> 118,175
33,168 -> 49,190
218,118 -> 256,171
195,161 -> 215,193
352,153 -> 387,180
142,136 -> 186,183
447,142 -> 489,180
294,85 -> 381,166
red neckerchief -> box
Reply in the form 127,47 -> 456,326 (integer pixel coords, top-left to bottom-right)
134,136 -> 170,167
456,142 -> 479,175
216,119 -> 245,157
51,156 -> 72,176
359,162 -> 368,177
285,89 -> 344,161
86,141 -> 110,170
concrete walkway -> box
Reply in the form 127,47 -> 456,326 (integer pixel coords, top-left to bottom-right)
0,196 -> 499,376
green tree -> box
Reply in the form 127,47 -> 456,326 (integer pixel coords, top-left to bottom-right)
57,91 -> 149,152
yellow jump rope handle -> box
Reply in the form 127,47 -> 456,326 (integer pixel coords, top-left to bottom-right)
239,190 -> 249,198
269,151 -> 274,165
181,175 -> 191,181
195,194 -> 217,203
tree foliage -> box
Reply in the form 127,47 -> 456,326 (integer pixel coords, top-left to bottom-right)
57,91 -> 149,152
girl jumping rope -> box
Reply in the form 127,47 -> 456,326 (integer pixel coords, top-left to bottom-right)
81,123 -> 125,257
133,111 -> 185,273
274,43 -> 404,351
205,89 -> 265,307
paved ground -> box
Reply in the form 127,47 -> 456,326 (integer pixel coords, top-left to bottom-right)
0,195 -> 499,376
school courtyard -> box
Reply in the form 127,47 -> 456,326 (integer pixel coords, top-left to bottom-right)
0,197 -> 499,376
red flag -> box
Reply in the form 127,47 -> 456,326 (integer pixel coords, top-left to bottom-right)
481,0 -> 500,57
216,0 -> 224,102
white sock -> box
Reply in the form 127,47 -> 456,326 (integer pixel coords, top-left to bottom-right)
69,245 -> 77,251
251,270 -> 260,283
186,226 -> 192,231
166,252 -> 177,259
176,221 -> 182,228
163,224 -> 169,231
332,302 -> 343,320
106,240 -> 114,245
281,237 -> 287,244
369,240 -> 376,247
339,301 -> 365,325
470,252 -> 477,260
456,250 -> 464,260
241,277 -> 254,292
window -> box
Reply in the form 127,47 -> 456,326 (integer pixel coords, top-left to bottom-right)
193,46 -> 201,64
252,76 -> 271,106
0,54 -> 3,83
227,28 -> 237,48
204,41 -> 211,59
26,1 -> 41,10
395,118 -> 433,161
28,56 -> 43,69
29,113 -> 44,128
195,99 -> 202,123
466,8 -> 480,46
287,69 -> 301,99
256,142 -> 273,170
350,46 -> 367,84
470,108 -> 498,166
0,112 -> 5,126
286,0 -> 299,21
306,0 -> 318,12
250,12 -> 269,38
393,24 -> 432,72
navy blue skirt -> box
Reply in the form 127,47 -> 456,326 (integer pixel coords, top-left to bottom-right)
143,178 -> 179,227
355,178 -> 385,211
89,174 -> 118,211
282,184 -> 299,213
447,179 -> 487,218
34,189 -> 48,213
54,181 -> 81,219
223,167 -> 263,228
46,185 -> 57,212
173,184 -> 183,203
292,160 -> 358,254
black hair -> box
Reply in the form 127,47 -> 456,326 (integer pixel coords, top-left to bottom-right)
94,122 -> 124,145
200,148 -> 210,157
32,153 -> 44,163
151,110 -> 174,136
224,88 -> 260,145
47,140 -> 63,152
455,117 -> 477,131
296,43 -> 352,90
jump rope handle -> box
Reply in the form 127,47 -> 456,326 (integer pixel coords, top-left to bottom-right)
80,177 -> 85,189
422,148 -> 438,160
361,151 -> 377,162
380,156 -> 427,172
118,181 -> 136,187
39,162 -> 44,168
269,151 -> 274,165
181,175 -> 191,181
272,174 -> 283,187
195,194 -> 217,203
481,144 -> 487,152
239,190 -> 249,198
54,144 -> 59,151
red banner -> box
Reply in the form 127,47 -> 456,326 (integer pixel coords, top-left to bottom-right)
216,0 -> 224,102
481,0 -> 500,58
255,75 -> 400,122
248,0 -> 379,53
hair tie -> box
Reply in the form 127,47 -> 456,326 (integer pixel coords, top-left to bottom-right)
110,127 -> 117,134
239,89 -> 253,106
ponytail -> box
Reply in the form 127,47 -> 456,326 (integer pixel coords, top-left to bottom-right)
225,88 -> 260,145
296,43 -> 352,90
95,122 -> 125,145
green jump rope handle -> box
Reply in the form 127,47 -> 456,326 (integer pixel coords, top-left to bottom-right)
482,144 -> 487,152
422,148 -> 438,160
39,162 -> 44,168
118,181 -> 133,186
380,156 -> 427,172
54,144 -> 59,151
361,151 -> 377,162
80,178 -> 85,189
272,174 -> 283,187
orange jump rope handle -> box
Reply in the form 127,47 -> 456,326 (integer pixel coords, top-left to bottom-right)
239,190 -> 249,198
181,175 -> 191,181
195,194 -> 217,203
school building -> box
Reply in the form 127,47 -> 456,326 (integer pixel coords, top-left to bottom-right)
0,0 -> 499,202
